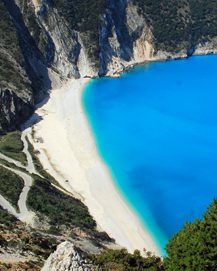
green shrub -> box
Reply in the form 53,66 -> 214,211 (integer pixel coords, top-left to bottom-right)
0,165 -> 24,209
0,206 -> 18,227
134,0 -> 217,52
164,199 -> 217,271
27,176 -> 96,232
90,248 -> 164,271
0,131 -> 27,165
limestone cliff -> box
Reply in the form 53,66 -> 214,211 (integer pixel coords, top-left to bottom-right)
41,241 -> 96,271
0,0 -> 51,133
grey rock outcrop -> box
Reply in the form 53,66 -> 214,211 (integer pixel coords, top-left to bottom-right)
99,0 -> 155,76
0,88 -> 33,133
0,0 -> 51,134
41,241 -> 96,271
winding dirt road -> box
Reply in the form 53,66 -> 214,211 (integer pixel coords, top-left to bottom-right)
0,128 -> 38,226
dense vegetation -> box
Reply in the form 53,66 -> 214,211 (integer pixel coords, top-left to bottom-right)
0,165 -> 24,209
90,249 -> 164,271
52,0 -> 106,32
0,1 -> 30,90
0,1 -> 22,64
0,131 -> 27,164
27,175 -> 97,233
0,205 -> 17,227
16,0 -> 51,60
164,199 -> 217,271
134,0 -> 217,52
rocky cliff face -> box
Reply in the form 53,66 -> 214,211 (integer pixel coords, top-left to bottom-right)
0,88 -> 33,132
1,0 -> 217,132
99,0 -> 155,76
41,241 -> 96,271
0,0 -> 51,134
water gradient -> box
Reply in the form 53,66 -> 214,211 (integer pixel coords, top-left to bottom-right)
82,55 -> 217,253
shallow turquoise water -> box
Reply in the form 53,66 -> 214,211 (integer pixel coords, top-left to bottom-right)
82,55 -> 217,254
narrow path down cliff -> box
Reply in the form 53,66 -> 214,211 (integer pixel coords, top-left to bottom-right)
21,128 -> 38,175
0,130 -> 39,226
0,163 -> 35,225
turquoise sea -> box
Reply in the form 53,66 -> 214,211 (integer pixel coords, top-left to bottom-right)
82,55 -> 217,254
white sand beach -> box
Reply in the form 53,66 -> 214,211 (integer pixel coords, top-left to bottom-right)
31,77 -> 160,255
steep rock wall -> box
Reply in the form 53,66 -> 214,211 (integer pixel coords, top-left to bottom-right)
99,0 -> 155,76
0,88 -> 33,133
0,0 -> 54,134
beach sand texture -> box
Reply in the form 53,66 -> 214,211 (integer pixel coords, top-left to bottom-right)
32,78 -> 160,255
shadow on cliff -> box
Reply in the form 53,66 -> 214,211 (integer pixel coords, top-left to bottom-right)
99,0 -> 134,76
2,0 -> 53,103
20,96 -> 50,131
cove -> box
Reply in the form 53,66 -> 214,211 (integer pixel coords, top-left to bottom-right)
82,55 -> 217,254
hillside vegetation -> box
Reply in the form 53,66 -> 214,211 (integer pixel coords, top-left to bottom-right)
0,206 -> 58,270
27,175 -> 97,234
0,166 -> 24,209
164,199 -> 217,271
90,249 -> 163,271
52,0 -> 106,65
134,0 -> 217,52
0,0 -> 30,91
0,131 -> 27,164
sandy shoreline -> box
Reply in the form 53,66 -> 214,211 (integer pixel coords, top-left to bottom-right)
31,77 -> 160,255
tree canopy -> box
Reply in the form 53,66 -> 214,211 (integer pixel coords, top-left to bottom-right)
164,199 -> 217,271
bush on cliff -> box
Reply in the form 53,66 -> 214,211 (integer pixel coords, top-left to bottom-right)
164,199 -> 217,271
90,248 -> 164,271
134,0 -> 217,52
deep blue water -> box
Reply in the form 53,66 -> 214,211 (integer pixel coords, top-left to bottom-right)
82,55 -> 217,254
